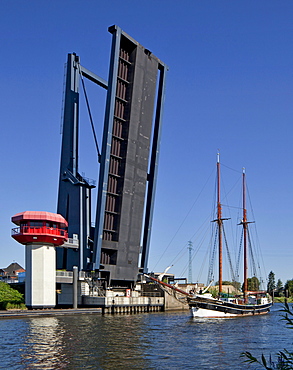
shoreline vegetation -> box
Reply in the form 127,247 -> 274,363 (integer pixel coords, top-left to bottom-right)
0,281 -> 26,310
0,278 -> 292,310
273,297 -> 293,303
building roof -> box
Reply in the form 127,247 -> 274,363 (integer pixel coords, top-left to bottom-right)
3,262 -> 25,275
11,211 -> 68,227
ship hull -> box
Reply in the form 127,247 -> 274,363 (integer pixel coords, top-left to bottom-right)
188,297 -> 272,318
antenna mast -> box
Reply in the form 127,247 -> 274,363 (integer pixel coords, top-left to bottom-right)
188,241 -> 193,283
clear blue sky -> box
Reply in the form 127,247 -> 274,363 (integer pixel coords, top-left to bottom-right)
1,1 -> 292,286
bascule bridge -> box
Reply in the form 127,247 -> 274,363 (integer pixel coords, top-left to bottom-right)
56,25 -> 168,289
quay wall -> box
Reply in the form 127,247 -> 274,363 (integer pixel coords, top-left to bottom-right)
83,295 -> 164,314
164,291 -> 189,311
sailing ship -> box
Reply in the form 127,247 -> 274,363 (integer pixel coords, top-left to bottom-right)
187,154 -> 272,317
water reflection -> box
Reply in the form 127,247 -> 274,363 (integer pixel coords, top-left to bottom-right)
21,317 -> 67,369
58,314 -> 153,369
0,305 -> 289,370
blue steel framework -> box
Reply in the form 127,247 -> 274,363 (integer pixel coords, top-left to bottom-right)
57,25 -> 167,286
56,53 -> 107,271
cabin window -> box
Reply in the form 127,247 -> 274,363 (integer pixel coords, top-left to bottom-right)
29,221 -> 43,228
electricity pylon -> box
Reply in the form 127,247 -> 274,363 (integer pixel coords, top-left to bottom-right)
188,241 -> 193,284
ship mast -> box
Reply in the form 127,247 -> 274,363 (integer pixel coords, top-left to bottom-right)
212,153 -> 229,295
242,168 -> 248,302
217,153 -> 223,294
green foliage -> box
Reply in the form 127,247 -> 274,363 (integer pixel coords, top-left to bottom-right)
242,276 -> 260,292
209,288 -> 218,298
276,279 -> 284,297
268,271 -> 276,296
0,281 -> 25,310
5,302 -> 27,310
220,280 -> 233,285
274,297 -> 293,304
248,276 -> 260,291
285,280 -> 293,297
277,279 -> 283,290
215,280 -> 234,285
241,302 -> 293,369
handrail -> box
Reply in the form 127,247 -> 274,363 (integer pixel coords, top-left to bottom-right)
56,271 -> 86,278
11,226 -> 68,238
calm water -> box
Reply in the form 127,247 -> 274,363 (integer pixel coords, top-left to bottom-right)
0,303 -> 291,369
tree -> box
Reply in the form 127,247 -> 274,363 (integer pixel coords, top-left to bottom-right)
284,279 -> 293,298
276,279 -> 284,297
242,276 -> 260,292
267,271 -> 276,296
241,302 -> 293,369
249,277 -> 260,291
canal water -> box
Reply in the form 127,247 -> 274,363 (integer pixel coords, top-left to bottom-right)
0,303 -> 291,369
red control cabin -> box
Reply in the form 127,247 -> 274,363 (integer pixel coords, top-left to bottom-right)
11,211 -> 68,246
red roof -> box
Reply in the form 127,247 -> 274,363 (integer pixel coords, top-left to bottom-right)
11,211 -> 68,227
